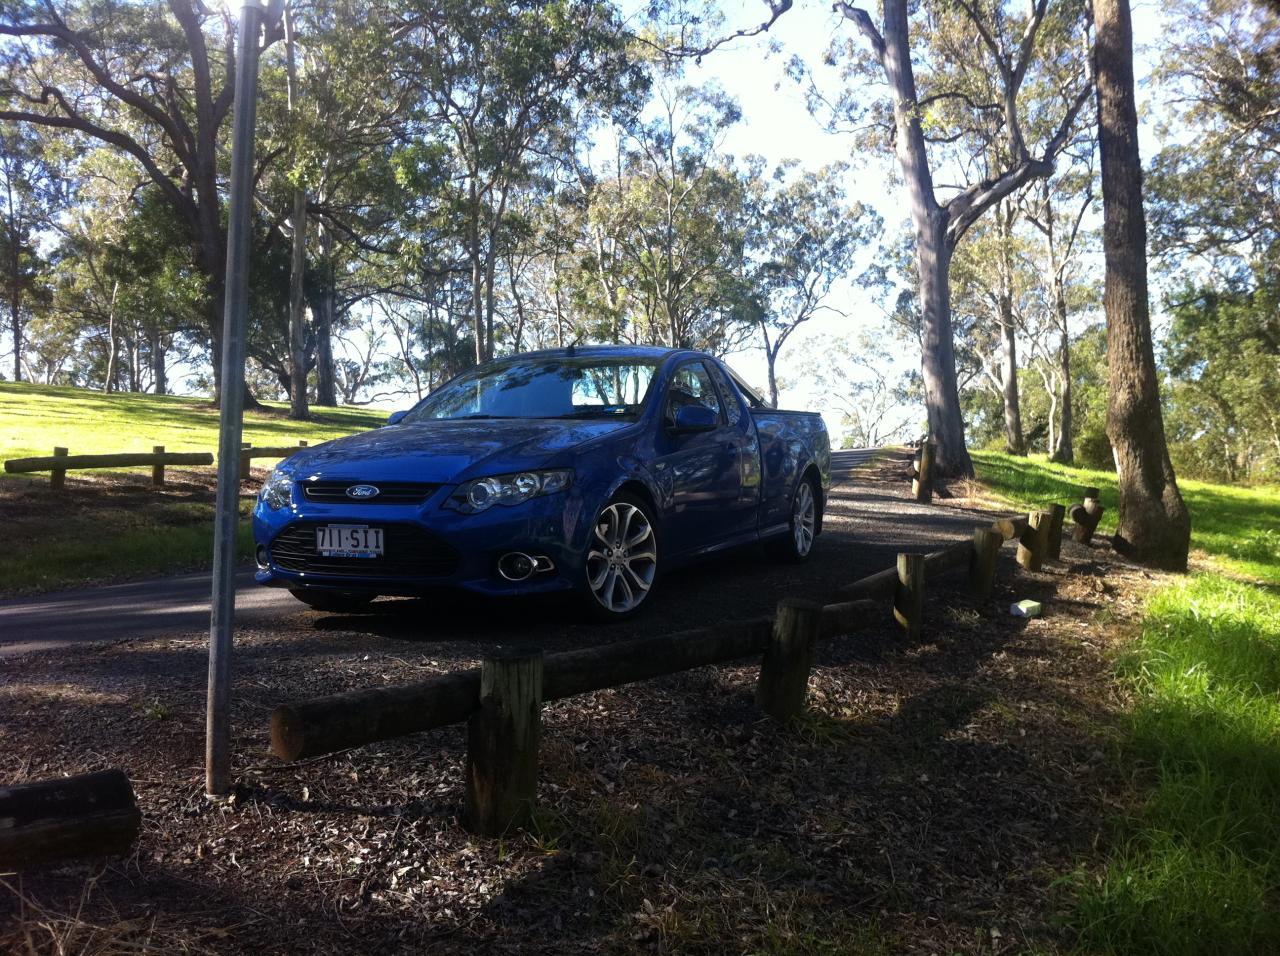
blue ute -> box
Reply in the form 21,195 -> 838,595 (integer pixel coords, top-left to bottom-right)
252,346 -> 830,619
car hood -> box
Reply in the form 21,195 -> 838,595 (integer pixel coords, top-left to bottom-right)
281,418 -> 631,484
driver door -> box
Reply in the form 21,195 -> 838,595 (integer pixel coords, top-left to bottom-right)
655,361 -> 745,555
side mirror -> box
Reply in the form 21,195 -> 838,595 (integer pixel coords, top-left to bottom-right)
670,404 -> 719,434
385,410 -> 408,427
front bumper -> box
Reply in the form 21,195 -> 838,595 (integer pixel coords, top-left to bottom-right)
252,484 -> 586,597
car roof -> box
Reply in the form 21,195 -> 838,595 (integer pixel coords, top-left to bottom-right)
491,344 -> 687,362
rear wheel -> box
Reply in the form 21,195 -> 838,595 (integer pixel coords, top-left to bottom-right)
766,475 -> 818,563
288,588 -> 375,613
581,492 -> 659,621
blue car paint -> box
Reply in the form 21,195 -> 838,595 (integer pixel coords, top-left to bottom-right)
252,346 -> 830,600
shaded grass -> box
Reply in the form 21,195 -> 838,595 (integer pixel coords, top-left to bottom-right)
972,451 -> 1280,584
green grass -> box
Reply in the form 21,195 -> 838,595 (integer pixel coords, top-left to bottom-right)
0,382 -> 386,595
1,380 -> 387,462
970,451 -> 1280,954
972,450 -> 1280,584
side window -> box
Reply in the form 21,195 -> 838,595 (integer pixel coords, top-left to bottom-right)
705,362 -> 743,426
665,362 -> 724,427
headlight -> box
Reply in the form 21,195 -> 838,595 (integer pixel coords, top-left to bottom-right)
259,467 -> 294,511
447,470 -> 571,514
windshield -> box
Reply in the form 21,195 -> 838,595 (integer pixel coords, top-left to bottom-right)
404,357 -> 660,422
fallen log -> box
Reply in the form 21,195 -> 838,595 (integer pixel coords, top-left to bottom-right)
0,769 -> 141,870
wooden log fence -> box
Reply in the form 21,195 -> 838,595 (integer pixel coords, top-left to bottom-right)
0,769 -> 141,870
4,441 -> 314,488
5,448 -> 216,488
1070,486 -> 1106,543
268,488 -> 1106,836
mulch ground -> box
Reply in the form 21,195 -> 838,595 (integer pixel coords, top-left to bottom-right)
0,456 -> 1162,954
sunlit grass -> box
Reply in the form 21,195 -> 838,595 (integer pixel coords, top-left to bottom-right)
0,380 -> 385,463
1072,576 -> 1280,954
972,450 -> 1280,584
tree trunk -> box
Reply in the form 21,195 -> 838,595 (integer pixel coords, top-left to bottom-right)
1050,317 -> 1074,463
285,6 -> 309,421
880,0 -> 973,477
917,214 -> 971,474
1094,0 -> 1190,570
152,328 -> 166,396
314,219 -> 337,406
1000,307 -> 1024,454
287,188 -> 309,419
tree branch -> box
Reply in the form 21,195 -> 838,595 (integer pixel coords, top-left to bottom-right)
833,3 -> 885,63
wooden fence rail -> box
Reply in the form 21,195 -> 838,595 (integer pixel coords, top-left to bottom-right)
4,441 -> 314,488
271,492 -> 1106,836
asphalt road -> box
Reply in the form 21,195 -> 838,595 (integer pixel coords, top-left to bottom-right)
0,447 -> 897,658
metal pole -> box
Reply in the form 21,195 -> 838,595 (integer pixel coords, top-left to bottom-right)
206,0 -> 267,798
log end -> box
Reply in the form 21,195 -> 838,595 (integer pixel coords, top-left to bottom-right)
270,706 -> 306,762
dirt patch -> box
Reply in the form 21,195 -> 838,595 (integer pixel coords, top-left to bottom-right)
0,456 -> 1159,954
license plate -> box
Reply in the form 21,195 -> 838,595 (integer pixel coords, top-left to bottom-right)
316,525 -> 384,558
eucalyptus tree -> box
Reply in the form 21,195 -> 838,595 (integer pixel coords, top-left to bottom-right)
0,122 -> 66,381
0,0 -> 287,403
1094,0 -> 1190,569
403,0 -> 646,365
749,161 -> 882,407
703,0 -> 1090,473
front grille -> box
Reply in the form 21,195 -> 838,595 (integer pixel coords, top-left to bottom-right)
270,522 -> 459,578
301,480 -> 440,505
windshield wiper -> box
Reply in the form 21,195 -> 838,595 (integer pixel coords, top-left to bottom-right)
553,409 -> 633,419
451,414 -> 517,420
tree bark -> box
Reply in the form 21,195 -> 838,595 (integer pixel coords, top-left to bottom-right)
1094,0 -> 1190,570
1051,310 -> 1074,462
314,219 -> 337,406
997,204 -> 1025,454
285,7 -> 309,420
151,327 -> 167,396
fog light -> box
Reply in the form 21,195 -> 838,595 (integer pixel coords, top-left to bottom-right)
498,552 -> 535,581
255,545 -> 269,569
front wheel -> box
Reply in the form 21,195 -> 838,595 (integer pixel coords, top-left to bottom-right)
581,492 -> 660,621
766,476 -> 818,563
288,588 -> 375,613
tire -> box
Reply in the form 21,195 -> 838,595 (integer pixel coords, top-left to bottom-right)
289,588 -> 375,613
580,491 -> 660,622
766,474 -> 819,563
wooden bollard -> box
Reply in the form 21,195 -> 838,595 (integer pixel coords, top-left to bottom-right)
239,442 -> 252,479
50,446 -> 68,490
464,647 -> 543,837
969,527 -> 1002,600
1046,503 -> 1067,560
152,445 -> 166,487
756,599 -> 823,720
1071,486 -> 1106,543
912,440 -> 936,504
0,769 -> 141,869
894,552 -> 925,639
1017,511 -> 1053,572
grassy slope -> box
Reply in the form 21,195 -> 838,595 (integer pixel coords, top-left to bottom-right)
1,380 -> 386,461
1,382 -> 386,595
974,451 -> 1280,954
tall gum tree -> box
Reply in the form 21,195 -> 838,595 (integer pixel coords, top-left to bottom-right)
1093,0 -> 1190,569
690,1 -> 1091,474
831,0 -> 1092,475
0,0 -> 281,405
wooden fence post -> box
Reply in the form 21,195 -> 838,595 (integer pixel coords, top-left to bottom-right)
1046,503 -> 1067,560
1070,486 -> 1106,543
152,445 -> 166,487
239,442 -> 252,479
464,647 -> 543,837
756,599 -> 823,720
50,447 -> 68,490
894,552 -> 926,639
912,440 -> 936,504
1017,511 -> 1053,572
969,527 -> 1002,600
